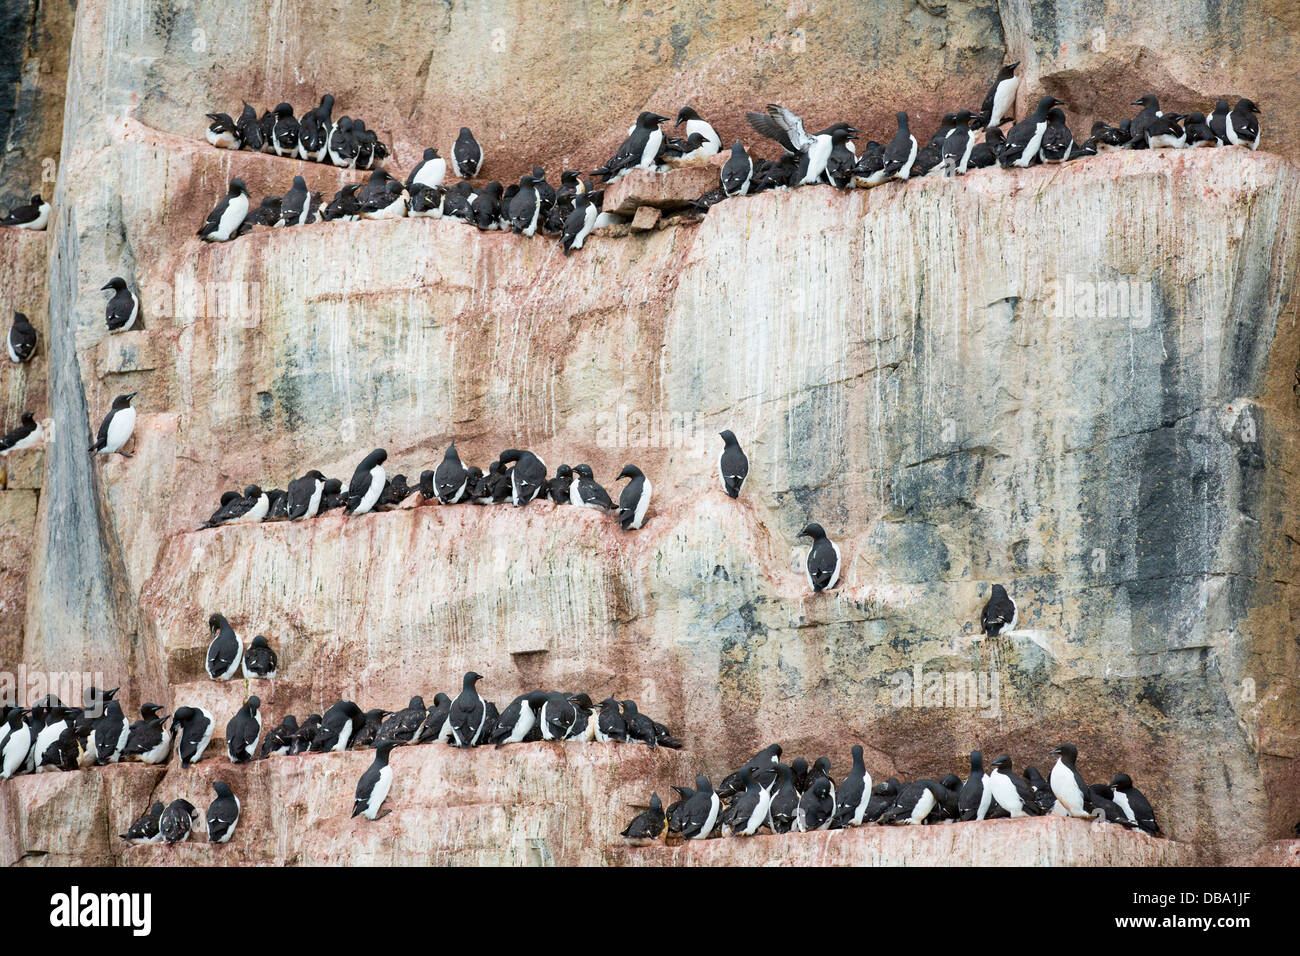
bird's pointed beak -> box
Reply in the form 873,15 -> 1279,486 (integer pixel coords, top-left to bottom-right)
100,282 -> 113,291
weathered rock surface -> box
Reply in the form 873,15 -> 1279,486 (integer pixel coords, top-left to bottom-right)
2,0 -> 1300,867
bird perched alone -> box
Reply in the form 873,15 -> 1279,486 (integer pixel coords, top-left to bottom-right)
718,430 -> 749,498
980,584 -> 1017,636
798,522 -> 841,592
89,392 -> 137,457
7,311 -> 36,363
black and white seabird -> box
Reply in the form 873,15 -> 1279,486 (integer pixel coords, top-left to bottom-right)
594,111 -> 669,181
1183,111 -> 1219,148
120,801 -> 165,844
980,584 -> 1017,636
978,62 -> 1021,129
1024,765 -> 1056,813
999,96 -> 1062,167
674,106 -> 722,154
619,700 -> 659,748
259,717 -> 295,759
941,111 -> 978,175
548,465 -> 574,505
1,709 -> 33,778
171,705 -> 215,768
796,777 -> 836,832
313,699 -> 363,752
720,141 -> 753,197
269,102 -> 299,156
882,112 -> 919,180
1109,773 -> 1161,835
434,443 -> 469,503
93,700 -> 129,765
353,739 -> 398,820
0,412 -> 41,454
278,175 -> 314,226
1048,743 -> 1093,817
225,695 -> 262,764
881,779 -> 945,825
241,634 -> 278,679
488,690 -> 548,746
724,767 -> 773,837
833,745 -> 873,827
448,671 -> 487,748
1090,120 -> 1131,151
1226,97 -> 1261,150
798,522 -> 841,592
6,311 -> 36,363
101,277 -> 140,332
89,392 -> 137,457
202,484 -> 269,527
412,695 -> 452,745
560,193 -> 598,255
539,691 -> 577,741
451,127 -> 483,179
766,762 -> 800,833
620,793 -> 666,843
717,429 -> 749,499
297,94 -> 334,162
985,754 -> 1045,817
958,750 -> 991,821
865,778 -> 902,823
378,696 -> 427,744
1088,783 -> 1137,826
236,102 -> 264,152
286,469 -> 326,520
501,449 -> 548,506
1128,94 -> 1163,147
196,178 -> 251,242
718,743 -> 782,797
205,112 -> 241,149
408,147 -> 447,190
570,464 -> 613,509
205,612 -> 243,680
593,697 -> 627,743
344,448 -> 388,516
1039,107 -> 1076,161
746,104 -> 855,187
206,781 -> 241,843
1145,112 -> 1187,150
2,194 -> 50,230
160,799 -> 199,845
616,464 -> 652,530
122,703 -> 171,764
676,775 -> 721,839
1207,98 -> 1231,145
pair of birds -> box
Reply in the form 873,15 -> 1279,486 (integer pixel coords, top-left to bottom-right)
623,741 -> 1160,842
120,783 -> 240,845
0,193 -> 50,230
0,689 -> 173,776
591,106 -> 724,184
0,391 -> 137,460
203,613 -> 279,681
204,95 -> 397,170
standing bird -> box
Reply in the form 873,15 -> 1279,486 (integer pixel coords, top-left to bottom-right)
7,311 -> 36,363
594,111 -> 670,181
1089,783 -> 1137,826
448,671 -> 487,748
171,705 -> 215,768
674,106 -> 722,154
717,430 -> 749,499
561,193 -> 598,255
720,142 -> 754,197
999,96 -> 1062,167
196,177 -> 250,242
980,584 -> 1017,636
593,697 -> 627,743
206,781 -> 241,843
1048,743 -> 1093,818
1207,98 -> 1231,145
101,277 -> 140,332
620,793 -> 666,843
297,93 -> 334,162
120,801 -> 165,844
277,175 -> 313,227
160,799 -> 199,845
122,703 -> 171,764
488,690 -> 548,746
93,700 -> 129,765
882,112 -> 919,180
1109,773 -> 1162,835
548,465 -> 574,505
286,469 -> 326,520
408,147 -> 447,189
502,449 -> 548,506
225,695 -> 262,763
235,102 -> 264,152
978,62 -> 1021,129
89,392 -> 137,457
958,750 -> 991,821
268,102 -> 299,156
570,464 -> 613,509
985,755 -> 1044,817
724,768 -> 773,837
796,777 -> 836,832
205,612 -> 243,680
616,464 -> 652,530
1226,97 -> 1261,150
833,745 -> 873,827
798,522 -> 841,592
1128,94 -> 1163,147
260,715 -> 298,757
204,112 -> 241,149
313,699 -> 363,752
676,775 -> 721,840
941,111 -> 978,175
344,448 -> 388,516
241,634 -> 278,679
1,194 -> 51,230
353,738 -> 398,820
377,696 -> 427,743
1039,107 -> 1076,161
451,127 -> 483,179
766,762 -> 801,833
434,444 -> 469,504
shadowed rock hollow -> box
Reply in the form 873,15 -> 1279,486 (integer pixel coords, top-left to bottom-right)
1,0 -> 1299,866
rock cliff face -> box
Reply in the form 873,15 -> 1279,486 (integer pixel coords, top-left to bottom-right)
2,0 -> 1300,866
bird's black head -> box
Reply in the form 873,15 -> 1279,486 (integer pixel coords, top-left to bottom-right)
245,695 -> 260,711
895,111 -> 909,126
274,102 -> 294,116
207,612 -> 227,631
617,464 -> 643,481
694,774 -> 713,792
101,277 -> 127,292
555,464 -> 572,477
112,392 -> 136,409
1132,94 -> 1159,109
999,62 -> 1019,78
675,106 -> 701,126
719,429 -> 737,445
952,109 -> 974,126
638,111 -> 669,127
250,634 -> 268,648
1035,95 -> 1063,114
989,754 -> 1012,772
464,671 -> 483,686
1050,743 -> 1078,763
213,781 -> 233,798
20,411 -> 36,427
1109,773 -> 1133,791
1236,97 -> 1261,114
229,178 -> 249,196
798,522 -> 826,540
243,484 -> 263,497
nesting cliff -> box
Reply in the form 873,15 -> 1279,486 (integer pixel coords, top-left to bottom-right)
2,0 -> 1300,866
